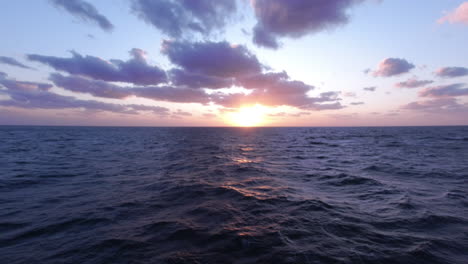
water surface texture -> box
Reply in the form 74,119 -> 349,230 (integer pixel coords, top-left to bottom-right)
1,126 -> 467,263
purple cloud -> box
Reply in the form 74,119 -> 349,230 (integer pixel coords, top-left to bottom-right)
363,86 -> 376,91
213,72 -> 343,110
435,67 -> 468,78
28,49 -> 167,85
419,83 -> 468,97
0,74 -> 168,115
50,73 -> 130,99
402,98 -> 468,114
131,0 -> 236,38
395,78 -> 434,88
251,0 -> 365,49
0,56 -> 34,70
50,73 -> 211,104
51,0 -> 114,32
373,58 -> 415,77
0,72 -> 52,92
169,69 -> 233,89
162,40 -> 263,78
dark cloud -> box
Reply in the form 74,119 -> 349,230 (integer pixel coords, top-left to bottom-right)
0,75 -> 168,115
131,0 -> 236,38
373,58 -> 415,77
419,83 -> 468,97
395,78 -> 434,88
50,73 -> 211,104
169,69 -> 233,89
363,86 -> 376,91
51,0 -> 114,32
435,67 -> 468,78
350,102 -> 364,105
28,49 -> 167,85
0,56 -> 35,70
162,40 -> 263,78
251,0 -> 365,49
402,98 -> 468,114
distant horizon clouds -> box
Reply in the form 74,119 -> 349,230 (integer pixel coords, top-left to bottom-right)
395,78 -> 434,89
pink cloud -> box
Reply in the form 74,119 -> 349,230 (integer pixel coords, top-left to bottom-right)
438,2 -> 468,25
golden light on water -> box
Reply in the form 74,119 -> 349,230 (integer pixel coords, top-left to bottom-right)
225,104 -> 268,127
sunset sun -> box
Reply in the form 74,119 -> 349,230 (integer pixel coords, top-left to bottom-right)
226,104 -> 267,127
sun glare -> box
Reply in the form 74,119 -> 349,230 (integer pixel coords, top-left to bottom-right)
226,104 -> 267,127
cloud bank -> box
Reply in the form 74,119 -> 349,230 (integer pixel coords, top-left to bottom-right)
0,73 -> 168,115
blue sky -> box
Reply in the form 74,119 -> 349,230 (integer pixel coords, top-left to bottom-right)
1,0 -> 467,126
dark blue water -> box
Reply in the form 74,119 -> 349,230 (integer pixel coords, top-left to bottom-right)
1,126 -> 467,264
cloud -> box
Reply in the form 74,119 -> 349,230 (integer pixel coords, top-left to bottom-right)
50,73 -> 211,104
28,49 -> 167,85
51,0 -> 114,32
373,58 -> 415,77
50,73 -> 130,99
0,72 -> 52,92
395,78 -> 434,88
438,2 -> 468,25
168,69 -> 233,89
0,56 -> 35,70
131,0 -> 236,38
202,113 -> 217,118
435,67 -> 468,78
213,72 -> 344,110
251,0 -> 365,49
402,98 -> 468,114
419,83 -> 468,97
343,91 -> 357,97
172,109 -> 192,117
19,40 -> 345,113
363,86 -> 376,91
350,102 -> 364,105
0,74 -> 168,115
162,40 -> 263,78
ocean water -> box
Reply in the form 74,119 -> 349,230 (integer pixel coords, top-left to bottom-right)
0,126 -> 467,264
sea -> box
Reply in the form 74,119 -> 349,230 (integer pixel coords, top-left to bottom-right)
0,126 -> 467,264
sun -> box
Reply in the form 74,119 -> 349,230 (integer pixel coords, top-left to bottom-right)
225,104 -> 268,127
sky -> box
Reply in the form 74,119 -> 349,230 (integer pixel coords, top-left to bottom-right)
1,0 -> 468,126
